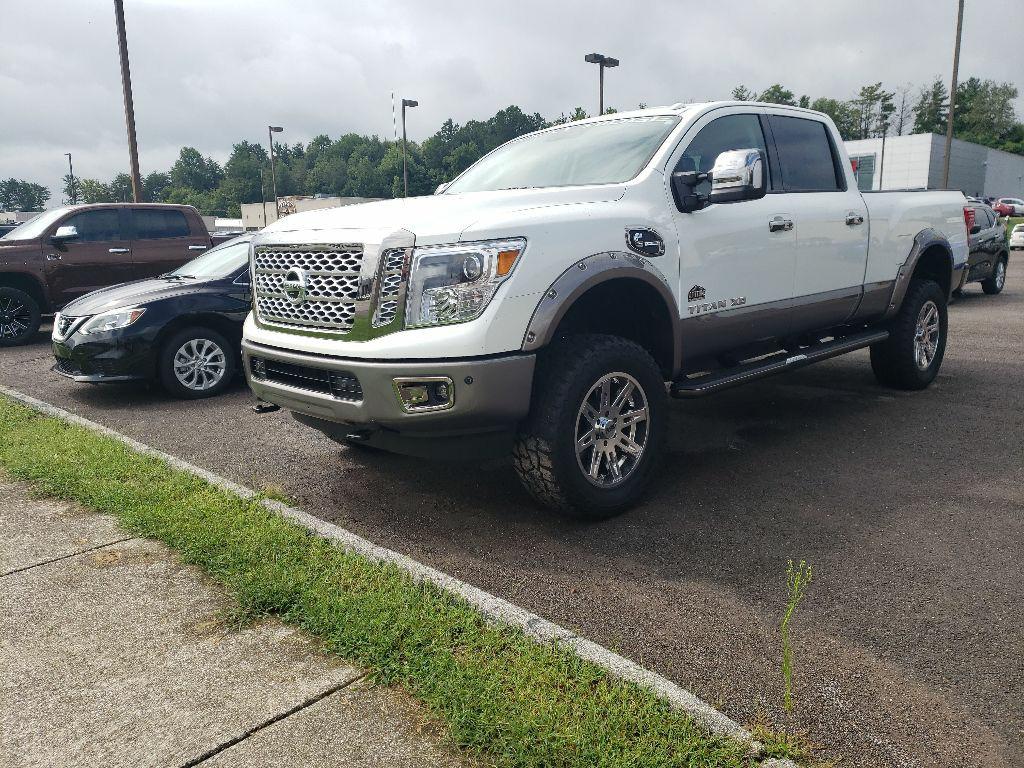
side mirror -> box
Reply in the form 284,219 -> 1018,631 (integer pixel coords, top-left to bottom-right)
708,149 -> 767,205
670,171 -> 708,213
969,224 -> 982,235
52,225 -> 79,243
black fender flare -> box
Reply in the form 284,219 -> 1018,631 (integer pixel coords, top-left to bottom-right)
883,228 -> 955,320
520,251 -> 682,377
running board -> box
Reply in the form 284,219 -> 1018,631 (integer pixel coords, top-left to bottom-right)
670,329 -> 890,398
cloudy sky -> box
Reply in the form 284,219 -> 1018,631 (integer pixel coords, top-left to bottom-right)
3,0 -> 1021,205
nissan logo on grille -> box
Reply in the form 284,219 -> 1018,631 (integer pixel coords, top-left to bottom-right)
281,268 -> 308,304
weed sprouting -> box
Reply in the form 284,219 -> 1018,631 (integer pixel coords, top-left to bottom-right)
780,559 -> 813,712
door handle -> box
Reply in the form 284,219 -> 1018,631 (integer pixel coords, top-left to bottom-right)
769,216 -> 794,232
845,212 -> 865,226
46,253 -> 62,261
188,245 -> 208,251
108,247 -> 130,254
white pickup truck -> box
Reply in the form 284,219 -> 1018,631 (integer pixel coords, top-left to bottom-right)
243,101 -> 969,517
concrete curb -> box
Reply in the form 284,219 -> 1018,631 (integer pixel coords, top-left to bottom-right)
0,383 -> 797,766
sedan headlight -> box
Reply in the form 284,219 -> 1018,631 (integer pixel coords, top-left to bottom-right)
79,307 -> 146,335
405,238 -> 525,328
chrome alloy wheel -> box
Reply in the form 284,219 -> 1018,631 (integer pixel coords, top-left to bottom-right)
994,260 -> 1006,290
0,295 -> 31,340
575,372 -> 650,487
173,338 -> 227,391
913,300 -> 941,371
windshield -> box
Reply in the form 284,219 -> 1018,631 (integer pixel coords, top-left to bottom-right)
170,237 -> 250,279
0,208 -> 71,241
444,116 -> 680,194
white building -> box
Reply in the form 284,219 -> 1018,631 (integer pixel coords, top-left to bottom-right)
844,133 -> 1024,198
240,195 -> 382,231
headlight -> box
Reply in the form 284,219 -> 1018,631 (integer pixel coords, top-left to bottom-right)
79,307 -> 146,335
405,238 -> 525,328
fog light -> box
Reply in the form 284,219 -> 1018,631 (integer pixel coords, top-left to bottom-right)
393,377 -> 454,412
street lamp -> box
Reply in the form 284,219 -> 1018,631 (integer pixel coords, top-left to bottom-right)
64,152 -> 76,204
401,99 -> 418,198
584,52 -> 619,116
267,125 -> 283,219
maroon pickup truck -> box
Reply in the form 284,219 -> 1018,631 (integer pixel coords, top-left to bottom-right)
0,203 -> 231,346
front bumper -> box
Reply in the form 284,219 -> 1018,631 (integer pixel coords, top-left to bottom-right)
52,330 -> 153,383
242,340 -> 536,436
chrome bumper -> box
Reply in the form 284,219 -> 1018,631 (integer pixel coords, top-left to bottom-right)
242,340 -> 536,435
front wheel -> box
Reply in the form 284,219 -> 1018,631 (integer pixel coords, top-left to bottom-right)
981,258 -> 1007,295
0,287 -> 41,347
870,278 -> 947,390
157,327 -> 236,399
513,334 -> 667,519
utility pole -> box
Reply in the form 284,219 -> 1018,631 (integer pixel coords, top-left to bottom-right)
584,53 -> 619,115
942,0 -> 965,188
878,118 -> 890,191
267,125 -> 283,219
401,99 -> 418,198
113,0 -> 142,202
64,152 -> 77,204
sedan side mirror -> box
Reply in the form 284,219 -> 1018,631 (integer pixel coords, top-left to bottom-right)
969,224 -> 982,235
708,148 -> 767,205
52,225 -> 79,243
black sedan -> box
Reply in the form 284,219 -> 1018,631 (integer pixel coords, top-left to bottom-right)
51,235 -> 253,398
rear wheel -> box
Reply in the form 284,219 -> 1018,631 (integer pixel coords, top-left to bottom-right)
158,327 -> 236,399
870,279 -> 947,390
0,287 -> 41,347
513,334 -> 667,518
981,258 -> 1007,295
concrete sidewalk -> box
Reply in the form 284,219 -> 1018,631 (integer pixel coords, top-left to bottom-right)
0,477 -> 471,768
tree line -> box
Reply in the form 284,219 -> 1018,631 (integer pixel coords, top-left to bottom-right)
3,76 -> 1020,215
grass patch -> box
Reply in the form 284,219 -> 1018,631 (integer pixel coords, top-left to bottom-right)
0,397 -> 805,767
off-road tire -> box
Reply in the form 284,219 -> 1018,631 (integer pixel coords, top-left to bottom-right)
513,334 -> 667,519
0,287 -> 41,347
981,257 -> 1007,295
157,327 -> 237,399
870,278 -> 947,390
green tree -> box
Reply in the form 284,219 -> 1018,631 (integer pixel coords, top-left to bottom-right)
912,78 -> 949,134
62,173 -> 81,205
77,178 -> 113,204
169,147 -> 223,192
810,97 -> 859,140
0,178 -> 51,210
758,84 -> 796,105
142,171 -> 170,202
731,85 -> 756,101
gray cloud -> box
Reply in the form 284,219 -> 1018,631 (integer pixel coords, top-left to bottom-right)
3,0 -> 1021,203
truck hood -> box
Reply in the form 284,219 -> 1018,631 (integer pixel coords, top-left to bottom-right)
61,276 -> 224,317
0,239 -> 42,261
261,185 -> 626,243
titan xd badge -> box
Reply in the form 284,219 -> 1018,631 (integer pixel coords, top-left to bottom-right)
625,228 -> 665,257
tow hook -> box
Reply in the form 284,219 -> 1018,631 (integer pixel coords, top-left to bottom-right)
251,398 -> 280,414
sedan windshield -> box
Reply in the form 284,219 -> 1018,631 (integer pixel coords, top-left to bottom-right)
169,237 -> 250,279
0,208 -> 71,241
444,116 -> 680,194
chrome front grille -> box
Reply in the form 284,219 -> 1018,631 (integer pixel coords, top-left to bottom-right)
253,244 -> 364,333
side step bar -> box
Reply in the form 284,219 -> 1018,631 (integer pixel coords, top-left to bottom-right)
670,329 -> 890,399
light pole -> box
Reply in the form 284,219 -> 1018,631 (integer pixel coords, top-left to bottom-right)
584,52 -> 619,116
267,125 -> 283,219
64,152 -> 77,204
113,0 -> 142,202
401,99 -> 418,198
942,0 -> 965,188
259,167 -> 269,227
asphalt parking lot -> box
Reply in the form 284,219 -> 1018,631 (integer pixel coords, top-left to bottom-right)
3,262 -> 1022,768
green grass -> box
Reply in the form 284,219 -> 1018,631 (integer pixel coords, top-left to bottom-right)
0,397 -> 807,767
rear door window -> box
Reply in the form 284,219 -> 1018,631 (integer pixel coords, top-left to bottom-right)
62,209 -> 122,241
767,115 -> 844,192
134,209 -> 190,239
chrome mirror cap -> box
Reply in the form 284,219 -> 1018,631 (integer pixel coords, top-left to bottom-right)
709,148 -> 767,204
52,225 -> 79,241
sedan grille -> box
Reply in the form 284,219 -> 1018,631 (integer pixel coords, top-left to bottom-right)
253,244 -> 364,333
